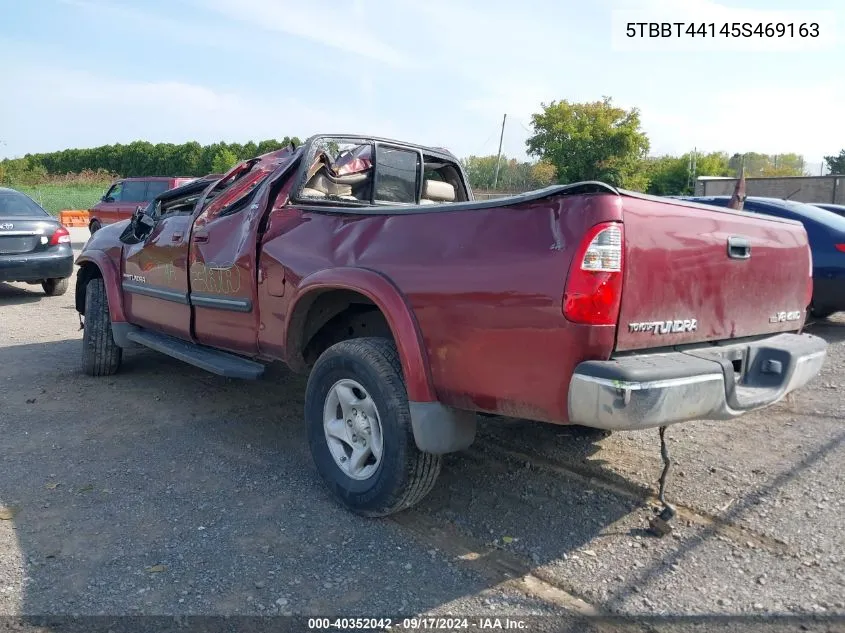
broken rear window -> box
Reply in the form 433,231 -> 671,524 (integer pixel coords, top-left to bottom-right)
374,146 -> 420,204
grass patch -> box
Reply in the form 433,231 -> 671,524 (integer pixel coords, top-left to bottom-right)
15,183 -> 107,216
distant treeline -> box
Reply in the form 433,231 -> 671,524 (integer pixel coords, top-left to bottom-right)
0,138 -> 300,185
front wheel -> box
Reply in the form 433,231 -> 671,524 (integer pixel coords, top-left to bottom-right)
81,277 -> 122,376
305,337 -> 441,517
89,219 -> 102,235
42,278 -> 69,296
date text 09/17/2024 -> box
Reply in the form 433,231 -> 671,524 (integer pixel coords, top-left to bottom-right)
307,617 -> 528,630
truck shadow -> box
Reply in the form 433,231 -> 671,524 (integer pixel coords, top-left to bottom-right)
0,337 -> 842,629
0,339 -> 633,621
803,316 -> 845,344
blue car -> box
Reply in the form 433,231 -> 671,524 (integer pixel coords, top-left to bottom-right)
813,202 -> 845,218
682,196 -> 845,318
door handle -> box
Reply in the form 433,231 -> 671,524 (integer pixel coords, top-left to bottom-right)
171,232 -> 183,242
727,236 -> 751,260
192,231 -> 209,243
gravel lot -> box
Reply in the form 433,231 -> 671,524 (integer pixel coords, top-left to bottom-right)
1,230 -> 844,631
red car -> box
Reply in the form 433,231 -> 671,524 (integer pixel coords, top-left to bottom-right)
89,176 -> 194,234
74,134 -> 827,517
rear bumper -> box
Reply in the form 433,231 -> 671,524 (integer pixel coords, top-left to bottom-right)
0,247 -> 74,282
568,333 -> 827,431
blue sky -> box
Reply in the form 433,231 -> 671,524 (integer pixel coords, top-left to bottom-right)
1,0 -> 842,167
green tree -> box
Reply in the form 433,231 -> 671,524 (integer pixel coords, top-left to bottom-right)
728,152 -> 806,177
0,136 -> 302,182
531,161 -> 556,187
211,148 -> 239,173
645,151 -> 732,196
526,97 -> 651,190
824,149 -> 845,175
461,155 -> 558,192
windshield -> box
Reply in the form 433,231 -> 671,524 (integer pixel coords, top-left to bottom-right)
0,190 -> 50,218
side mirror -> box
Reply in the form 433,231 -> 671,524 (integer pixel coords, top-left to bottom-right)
131,205 -> 155,239
138,213 -> 155,232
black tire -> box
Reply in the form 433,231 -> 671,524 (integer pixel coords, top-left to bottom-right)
810,306 -> 835,320
89,220 -> 102,235
305,337 -> 441,517
82,277 -> 122,376
42,278 -> 69,296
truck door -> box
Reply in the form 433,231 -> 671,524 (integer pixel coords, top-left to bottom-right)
121,200 -> 194,340
187,163 -> 274,355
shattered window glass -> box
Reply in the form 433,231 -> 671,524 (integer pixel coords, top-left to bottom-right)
375,146 -> 419,204
301,140 -> 374,203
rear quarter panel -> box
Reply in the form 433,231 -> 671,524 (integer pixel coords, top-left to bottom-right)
259,193 -> 623,423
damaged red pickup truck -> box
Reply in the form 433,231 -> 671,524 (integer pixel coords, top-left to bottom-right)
74,134 -> 827,517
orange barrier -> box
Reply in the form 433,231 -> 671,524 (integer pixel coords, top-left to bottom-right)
59,209 -> 90,228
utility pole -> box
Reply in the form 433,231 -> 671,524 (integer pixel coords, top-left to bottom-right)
686,147 -> 697,193
492,113 -> 507,189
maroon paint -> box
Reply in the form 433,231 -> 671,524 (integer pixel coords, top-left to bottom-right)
615,195 -> 810,351
188,150 -> 296,353
75,243 -> 126,323
123,214 -> 193,339
257,194 -> 623,421
78,148 -> 814,427
281,267 -> 438,403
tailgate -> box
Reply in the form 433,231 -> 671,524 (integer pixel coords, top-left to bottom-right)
615,194 -> 811,352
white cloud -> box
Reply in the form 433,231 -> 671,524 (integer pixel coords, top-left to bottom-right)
195,0 -> 418,69
0,65 -> 400,157
641,82 -> 845,159
54,0 -> 332,71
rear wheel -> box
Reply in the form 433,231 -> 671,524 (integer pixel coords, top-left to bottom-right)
89,219 -> 102,235
305,337 -> 441,517
82,277 -> 122,376
42,278 -> 69,296
810,306 -> 835,319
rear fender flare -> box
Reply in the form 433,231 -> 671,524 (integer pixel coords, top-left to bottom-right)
285,267 -> 436,403
75,251 -> 126,323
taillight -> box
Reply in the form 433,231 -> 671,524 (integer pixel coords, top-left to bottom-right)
835,244 -> 845,253
563,222 -> 623,325
49,225 -> 71,246
805,247 -> 814,307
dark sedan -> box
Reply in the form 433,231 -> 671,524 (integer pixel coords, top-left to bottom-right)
0,187 -> 74,296
681,196 -> 845,319
813,202 -> 845,217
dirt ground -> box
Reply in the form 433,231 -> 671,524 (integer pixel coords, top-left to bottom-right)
1,233 -> 844,632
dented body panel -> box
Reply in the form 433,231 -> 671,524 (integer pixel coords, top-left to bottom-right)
258,193 -> 623,419
614,193 -> 812,352
75,134 -> 826,437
